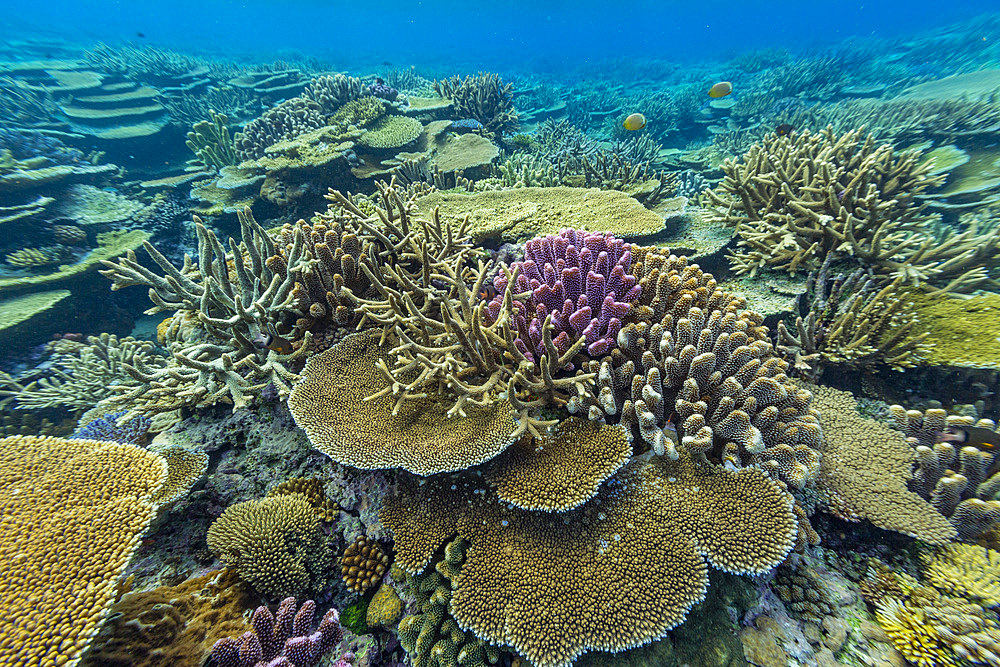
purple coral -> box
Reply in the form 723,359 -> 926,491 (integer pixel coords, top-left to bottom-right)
71,410 -> 151,446
485,229 -> 640,361
210,597 -> 350,667
367,78 -> 400,102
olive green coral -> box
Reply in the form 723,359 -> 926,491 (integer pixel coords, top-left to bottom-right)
359,115 -> 423,149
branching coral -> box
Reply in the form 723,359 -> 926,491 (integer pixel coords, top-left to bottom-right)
234,98 -> 325,161
433,72 -> 519,139
705,127 -> 999,294
890,405 -> 1000,540
775,257 -> 929,379
100,208 -> 311,414
303,73 -> 366,116
186,109 -> 238,170
924,543 -> 1000,607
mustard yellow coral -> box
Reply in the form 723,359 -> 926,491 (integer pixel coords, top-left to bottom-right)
288,330 -> 517,476
924,543 -> 1000,607
875,598 -> 958,667
0,435 -> 168,667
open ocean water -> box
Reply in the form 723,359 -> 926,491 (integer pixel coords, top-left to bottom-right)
2,2 -> 1000,667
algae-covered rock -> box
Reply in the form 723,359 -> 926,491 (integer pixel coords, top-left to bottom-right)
414,186 -> 665,242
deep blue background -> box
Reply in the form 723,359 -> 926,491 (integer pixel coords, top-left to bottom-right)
3,0 -> 998,70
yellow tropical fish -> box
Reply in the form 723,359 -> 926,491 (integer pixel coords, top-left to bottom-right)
623,113 -> 646,131
708,81 -> 733,98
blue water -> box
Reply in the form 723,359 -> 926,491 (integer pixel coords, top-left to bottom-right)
5,0 -> 999,69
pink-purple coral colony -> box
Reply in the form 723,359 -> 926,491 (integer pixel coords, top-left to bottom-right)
485,229 -> 640,360
210,597 -> 350,667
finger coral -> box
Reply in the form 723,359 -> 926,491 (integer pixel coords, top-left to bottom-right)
210,597 -> 348,667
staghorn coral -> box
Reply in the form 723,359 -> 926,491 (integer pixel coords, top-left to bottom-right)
288,329 -> 518,476
775,257 -> 929,379
382,451 -> 797,667
341,535 -> 390,594
0,333 -> 168,413
433,72 -> 519,139
99,207 -> 312,414
234,97 -> 325,161
206,493 -> 331,599
185,109 -> 238,170
483,418 -> 631,512
890,404 -> 1000,540
811,383 -> 957,543
484,228 -> 641,360
210,597 -> 348,667
0,435 -> 168,667
924,543 -> 1000,607
705,127 -> 1000,294
397,539 -> 502,667
568,247 -> 822,492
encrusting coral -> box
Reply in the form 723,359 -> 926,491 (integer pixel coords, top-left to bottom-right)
0,435 -> 168,667
206,493 -> 331,599
811,384 -> 957,544
705,126 -> 1000,294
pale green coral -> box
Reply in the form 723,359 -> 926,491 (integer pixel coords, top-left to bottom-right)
359,116 -> 423,150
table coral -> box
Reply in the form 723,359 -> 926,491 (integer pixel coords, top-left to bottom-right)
0,435 -> 168,667
382,451 -> 796,667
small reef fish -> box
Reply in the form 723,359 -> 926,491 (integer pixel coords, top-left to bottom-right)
708,81 -> 733,98
623,113 -> 646,131
775,123 -> 795,137
253,324 -> 292,355
938,425 -> 1000,450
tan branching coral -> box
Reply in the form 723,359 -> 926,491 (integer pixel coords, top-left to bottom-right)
288,329 -> 518,476
811,384 -> 956,544
100,207 -> 311,414
705,127 -> 999,294
0,333 -> 168,413
569,248 -> 821,492
206,493 -> 329,598
483,418 -> 631,512
382,452 -> 797,667
303,73 -> 366,115
890,405 -> 1000,540
0,435 -> 168,667
233,97 -> 325,161
341,535 -> 390,594
776,258 -> 929,379
433,72 -> 519,139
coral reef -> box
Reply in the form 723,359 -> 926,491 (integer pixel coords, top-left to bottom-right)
186,109 -> 238,170
206,493 -> 331,598
234,97 -> 325,161
0,435 -> 168,666
923,543 -> 1000,607
210,597 -> 349,667
433,72 -> 519,139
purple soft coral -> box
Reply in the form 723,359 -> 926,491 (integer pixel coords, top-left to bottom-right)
210,598 -> 348,667
485,229 -> 640,361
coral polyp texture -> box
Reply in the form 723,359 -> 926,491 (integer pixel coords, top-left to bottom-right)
485,228 -> 640,360
210,597 -> 348,667
0,435 -> 168,667
206,493 -> 330,599
341,535 -> 390,594
381,451 -> 797,667
289,329 -> 518,475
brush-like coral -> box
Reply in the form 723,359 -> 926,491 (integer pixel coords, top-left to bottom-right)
206,494 -> 330,598
924,543 -> 1000,607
